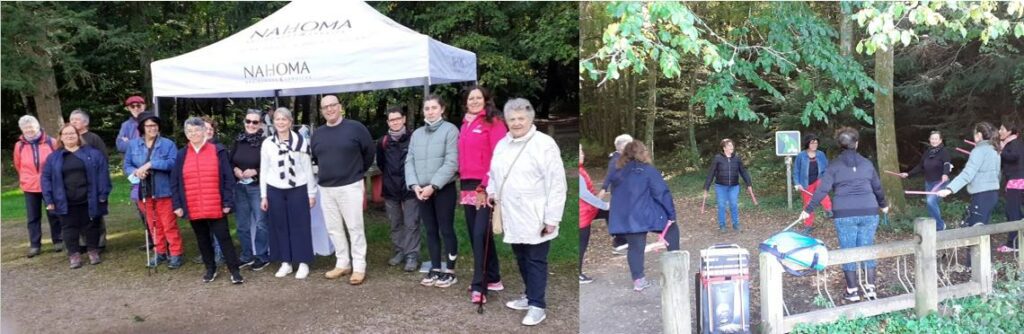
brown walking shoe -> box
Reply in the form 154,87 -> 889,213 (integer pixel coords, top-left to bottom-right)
88,249 -> 102,265
349,272 -> 365,285
69,253 -> 83,269
324,267 -> 352,279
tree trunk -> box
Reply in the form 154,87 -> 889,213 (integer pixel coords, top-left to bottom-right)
874,47 -> 906,212
840,2 -> 853,57
627,70 -> 637,135
645,61 -> 657,160
33,55 -> 64,135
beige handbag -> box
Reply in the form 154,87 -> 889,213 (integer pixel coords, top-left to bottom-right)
492,135 -> 534,235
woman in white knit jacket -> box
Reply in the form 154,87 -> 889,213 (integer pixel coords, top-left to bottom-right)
260,108 -> 318,279
486,98 -> 566,326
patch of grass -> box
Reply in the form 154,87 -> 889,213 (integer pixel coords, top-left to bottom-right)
792,275 -> 1024,334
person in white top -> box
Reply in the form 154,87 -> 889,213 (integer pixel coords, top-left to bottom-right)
259,107 -> 317,279
486,98 -> 566,326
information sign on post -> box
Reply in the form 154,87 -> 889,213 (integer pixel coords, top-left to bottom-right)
775,131 -> 801,209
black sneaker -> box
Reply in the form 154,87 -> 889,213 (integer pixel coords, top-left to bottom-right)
230,271 -> 245,284
579,273 -> 594,284
434,272 -> 457,288
843,287 -> 861,302
203,270 -> 218,283
251,260 -> 270,271
239,260 -> 255,269
863,284 -> 877,300
421,270 -> 441,287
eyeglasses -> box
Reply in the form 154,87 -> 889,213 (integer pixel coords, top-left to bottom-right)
128,103 -> 144,108
320,103 -> 340,111
244,120 -> 261,125
144,124 -> 159,128
387,117 -> 405,122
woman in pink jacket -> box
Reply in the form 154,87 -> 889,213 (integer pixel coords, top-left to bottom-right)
14,115 -> 62,257
458,86 -> 507,304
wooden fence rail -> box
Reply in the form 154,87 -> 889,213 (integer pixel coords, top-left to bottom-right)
760,218 -> 1024,334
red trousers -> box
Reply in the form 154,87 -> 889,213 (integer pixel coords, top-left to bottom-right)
139,198 -> 184,256
800,180 -> 833,227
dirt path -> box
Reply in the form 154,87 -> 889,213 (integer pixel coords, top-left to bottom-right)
1,212 -> 578,333
579,182 -> 1018,333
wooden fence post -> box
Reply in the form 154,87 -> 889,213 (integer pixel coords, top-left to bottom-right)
914,218 -> 938,317
661,250 -> 691,334
759,253 -> 784,334
971,235 -> 993,295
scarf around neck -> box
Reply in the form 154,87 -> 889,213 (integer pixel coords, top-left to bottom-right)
270,130 -> 307,188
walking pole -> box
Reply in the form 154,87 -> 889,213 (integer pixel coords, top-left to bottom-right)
748,187 -> 759,206
142,195 -> 154,276
701,192 -> 707,214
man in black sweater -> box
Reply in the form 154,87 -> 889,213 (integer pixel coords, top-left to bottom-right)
310,95 -> 375,285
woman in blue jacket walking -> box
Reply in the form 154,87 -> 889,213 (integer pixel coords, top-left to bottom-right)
608,141 -> 679,292
42,124 -> 112,269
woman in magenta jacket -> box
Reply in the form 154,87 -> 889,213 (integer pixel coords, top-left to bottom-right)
458,86 -> 508,304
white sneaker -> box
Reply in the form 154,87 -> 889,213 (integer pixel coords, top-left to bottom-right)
505,296 -> 530,310
275,262 -> 293,278
295,263 -> 309,279
522,306 -> 546,326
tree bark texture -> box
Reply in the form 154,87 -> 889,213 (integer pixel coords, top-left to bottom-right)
874,47 -> 907,212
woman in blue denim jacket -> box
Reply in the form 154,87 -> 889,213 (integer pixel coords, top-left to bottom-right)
793,134 -> 832,229
124,113 -> 183,269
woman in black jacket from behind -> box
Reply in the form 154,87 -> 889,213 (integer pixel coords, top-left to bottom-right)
998,117 -> 1023,253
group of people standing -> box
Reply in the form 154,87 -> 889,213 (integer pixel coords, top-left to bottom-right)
13,87 -> 567,326
579,117 -> 1021,303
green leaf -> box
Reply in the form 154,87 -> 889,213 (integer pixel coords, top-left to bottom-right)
1015,22 -> 1024,38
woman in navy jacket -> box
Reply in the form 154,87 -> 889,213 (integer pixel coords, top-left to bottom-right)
793,134 -> 832,229
42,124 -> 111,269
608,140 -> 679,292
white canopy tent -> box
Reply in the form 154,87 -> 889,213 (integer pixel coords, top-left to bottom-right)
150,0 -> 476,102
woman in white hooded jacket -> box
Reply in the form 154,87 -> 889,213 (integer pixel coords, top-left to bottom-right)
486,98 -> 566,326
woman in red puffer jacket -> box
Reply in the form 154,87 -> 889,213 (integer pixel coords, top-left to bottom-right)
579,145 -> 608,284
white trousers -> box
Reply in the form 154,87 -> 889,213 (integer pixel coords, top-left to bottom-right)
320,180 -> 367,272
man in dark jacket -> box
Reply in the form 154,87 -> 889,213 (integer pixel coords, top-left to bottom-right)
378,108 -> 420,272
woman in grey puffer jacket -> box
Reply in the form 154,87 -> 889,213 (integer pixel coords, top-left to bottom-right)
406,94 -> 460,288
938,122 -> 1002,226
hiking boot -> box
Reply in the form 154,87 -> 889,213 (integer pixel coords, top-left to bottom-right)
487,281 -> 505,291
733,225 -> 742,233
147,254 -> 167,268
522,306 -> 547,326
192,255 -> 204,264
633,277 -> 652,292
69,253 -> 83,269
505,296 -> 530,310
388,252 -> 404,266
471,291 -> 487,304
843,287 -> 861,302
230,270 -> 245,284
53,242 -> 64,253
719,226 -> 728,234
579,274 -> 594,284
421,270 -> 441,287
87,249 -> 102,265
27,247 -> 41,258
251,259 -> 270,271
349,272 -> 366,285
403,256 -> 418,272
325,267 -> 352,279
203,268 -> 218,283
167,255 -> 184,269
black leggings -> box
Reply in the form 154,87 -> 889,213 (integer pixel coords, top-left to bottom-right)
1006,189 -> 1021,248
465,204 -> 500,292
621,223 -> 680,280
580,225 -> 591,274
191,217 -> 241,272
61,204 -> 100,253
421,184 -> 457,270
